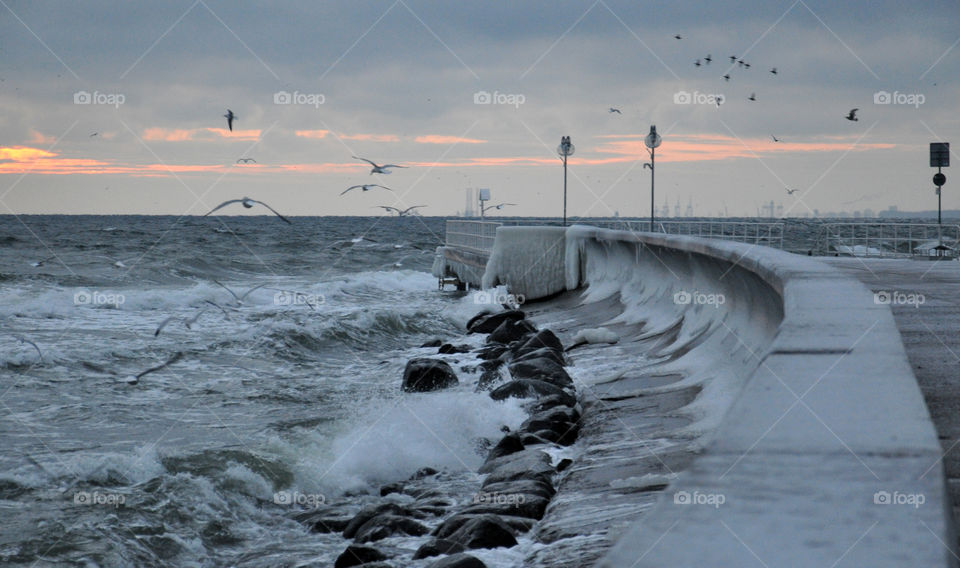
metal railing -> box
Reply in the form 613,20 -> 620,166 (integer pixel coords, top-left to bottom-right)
814,223 -> 960,258
444,219 -> 785,253
444,220 -> 502,253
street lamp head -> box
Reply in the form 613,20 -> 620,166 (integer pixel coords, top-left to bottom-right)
557,135 -> 575,157
644,125 -> 661,149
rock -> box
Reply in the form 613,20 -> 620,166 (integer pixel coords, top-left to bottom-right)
481,478 -> 556,501
478,448 -> 552,475
529,394 -> 578,413
513,329 -> 563,358
343,503 -> 426,539
413,538 -> 468,559
467,310 -> 525,334
520,406 -> 580,443
421,338 -> 443,348
556,458 -> 573,472
519,432 -> 552,446
439,343 -> 471,354
489,379 -> 576,406
426,553 -> 488,568
310,516 -> 353,533
484,432 -> 524,463
466,310 -> 495,331
411,467 -> 439,479
379,481 -> 405,497
402,358 -> 459,392
507,357 -> 572,387
476,344 -> 510,360
446,514 -> 519,549
476,361 -> 505,391
460,493 -> 550,520
486,319 -> 536,345
354,514 -> 430,543
334,545 -> 386,568
512,346 -> 565,366
434,514 -> 536,539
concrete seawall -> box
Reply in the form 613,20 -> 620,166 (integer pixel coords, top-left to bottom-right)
464,224 -> 955,566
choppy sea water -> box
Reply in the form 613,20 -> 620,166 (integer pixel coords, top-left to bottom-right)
0,214 -> 942,567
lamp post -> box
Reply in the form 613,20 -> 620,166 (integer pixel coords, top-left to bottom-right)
557,136 -> 575,226
643,125 -> 662,232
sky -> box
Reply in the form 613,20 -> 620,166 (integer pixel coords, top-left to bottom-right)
1,0 -> 958,218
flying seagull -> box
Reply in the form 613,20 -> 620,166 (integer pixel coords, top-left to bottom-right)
203,197 -> 291,224
224,109 -> 236,131
376,205 -> 426,216
770,67 -> 778,75
236,158 -> 256,164
213,280 -> 267,306
785,188 -> 799,195
748,93 -> 756,101
694,59 -> 701,67
341,184 -> 393,196
771,135 -> 780,142
744,62 -> 751,69
352,156 -> 407,175
609,107 -> 622,114
845,108 -> 859,122
89,132 -> 98,137
13,335 -> 43,362
704,54 -> 712,64
154,310 -> 207,337
738,60 -> 745,68
729,55 -> 737,63
124,352 -> 183,385
722,74 -> 731,82
674,34 -> 682,40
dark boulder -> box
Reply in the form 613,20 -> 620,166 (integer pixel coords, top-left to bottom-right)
402,358 -> 459,392
427,553 -> 488,568
476,344 -> 510,360
512,346 -> 565,367
478,447 -> 552,475
379,481 -> 405,497
521,405 -> 580,432
343,503 -> 426,538
489,379 -> 576,406
445,514 -> 518,549
421,338 -> 444,348
529,394 -> 578,414
354,514 -> 430,543
310,516 -> 353,534
484,432 -> 524,463
513,329 -> 563,358
467,310 -> 525,334
486,319 -> 536,345
507,357 -> 572,388
334,545 -> 386,568
481,478 -> 556,501
413,538 -> 468,559
460,493 -> 550,520
439,343 -> 471,354
477,361 -> 505,391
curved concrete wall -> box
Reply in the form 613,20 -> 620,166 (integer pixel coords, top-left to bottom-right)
483,225 -> 955,566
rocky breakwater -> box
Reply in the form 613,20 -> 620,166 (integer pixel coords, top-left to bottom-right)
312,307 -> 583,568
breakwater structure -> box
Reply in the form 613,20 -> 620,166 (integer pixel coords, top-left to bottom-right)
434,220 -> 957,567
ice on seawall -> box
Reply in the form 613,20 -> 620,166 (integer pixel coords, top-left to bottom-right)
482,226 -> 567,299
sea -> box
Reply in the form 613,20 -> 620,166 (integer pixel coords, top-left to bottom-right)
0,214 -> 945,567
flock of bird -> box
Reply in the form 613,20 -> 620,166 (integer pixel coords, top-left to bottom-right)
607,34 -> 864,197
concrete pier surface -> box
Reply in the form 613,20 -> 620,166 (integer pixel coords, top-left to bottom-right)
825,257 -> 960,535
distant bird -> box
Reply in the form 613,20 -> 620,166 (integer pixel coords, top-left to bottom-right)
102,255 -> 135,268
694,59 -> 701,67
29,256 -> 55,267
89,132 -> 98,137
748,93 -> 756,101
770,67 -> 778,75
845,108 -> 859,122
785,188 -> 799,195
674,34 -> 682,40
124,352 -> 183,385
154,310 -> 207,337
722,74 -> 731,82
483,202 -> 516,213
203,197 -> 291,224
13,335 -> 43,362
704,54 -> 712,64
738,60 -> 745,68
609,107 -> 622,114
352,156 -> 407,175
744,62 -> 751,69
729,55 -> 737,63
341,184 -> 393,196
223,109 -> 236,131
213,280 -> 266,306
771,135 -> 780,142
376,205 -> 427,216
236,158 -> 256,164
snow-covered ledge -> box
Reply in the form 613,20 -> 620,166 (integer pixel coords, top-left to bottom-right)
483,225 -> 954,566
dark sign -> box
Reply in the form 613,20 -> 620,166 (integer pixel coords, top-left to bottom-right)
931,142 -> 950,167
934,172 -> 946,187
